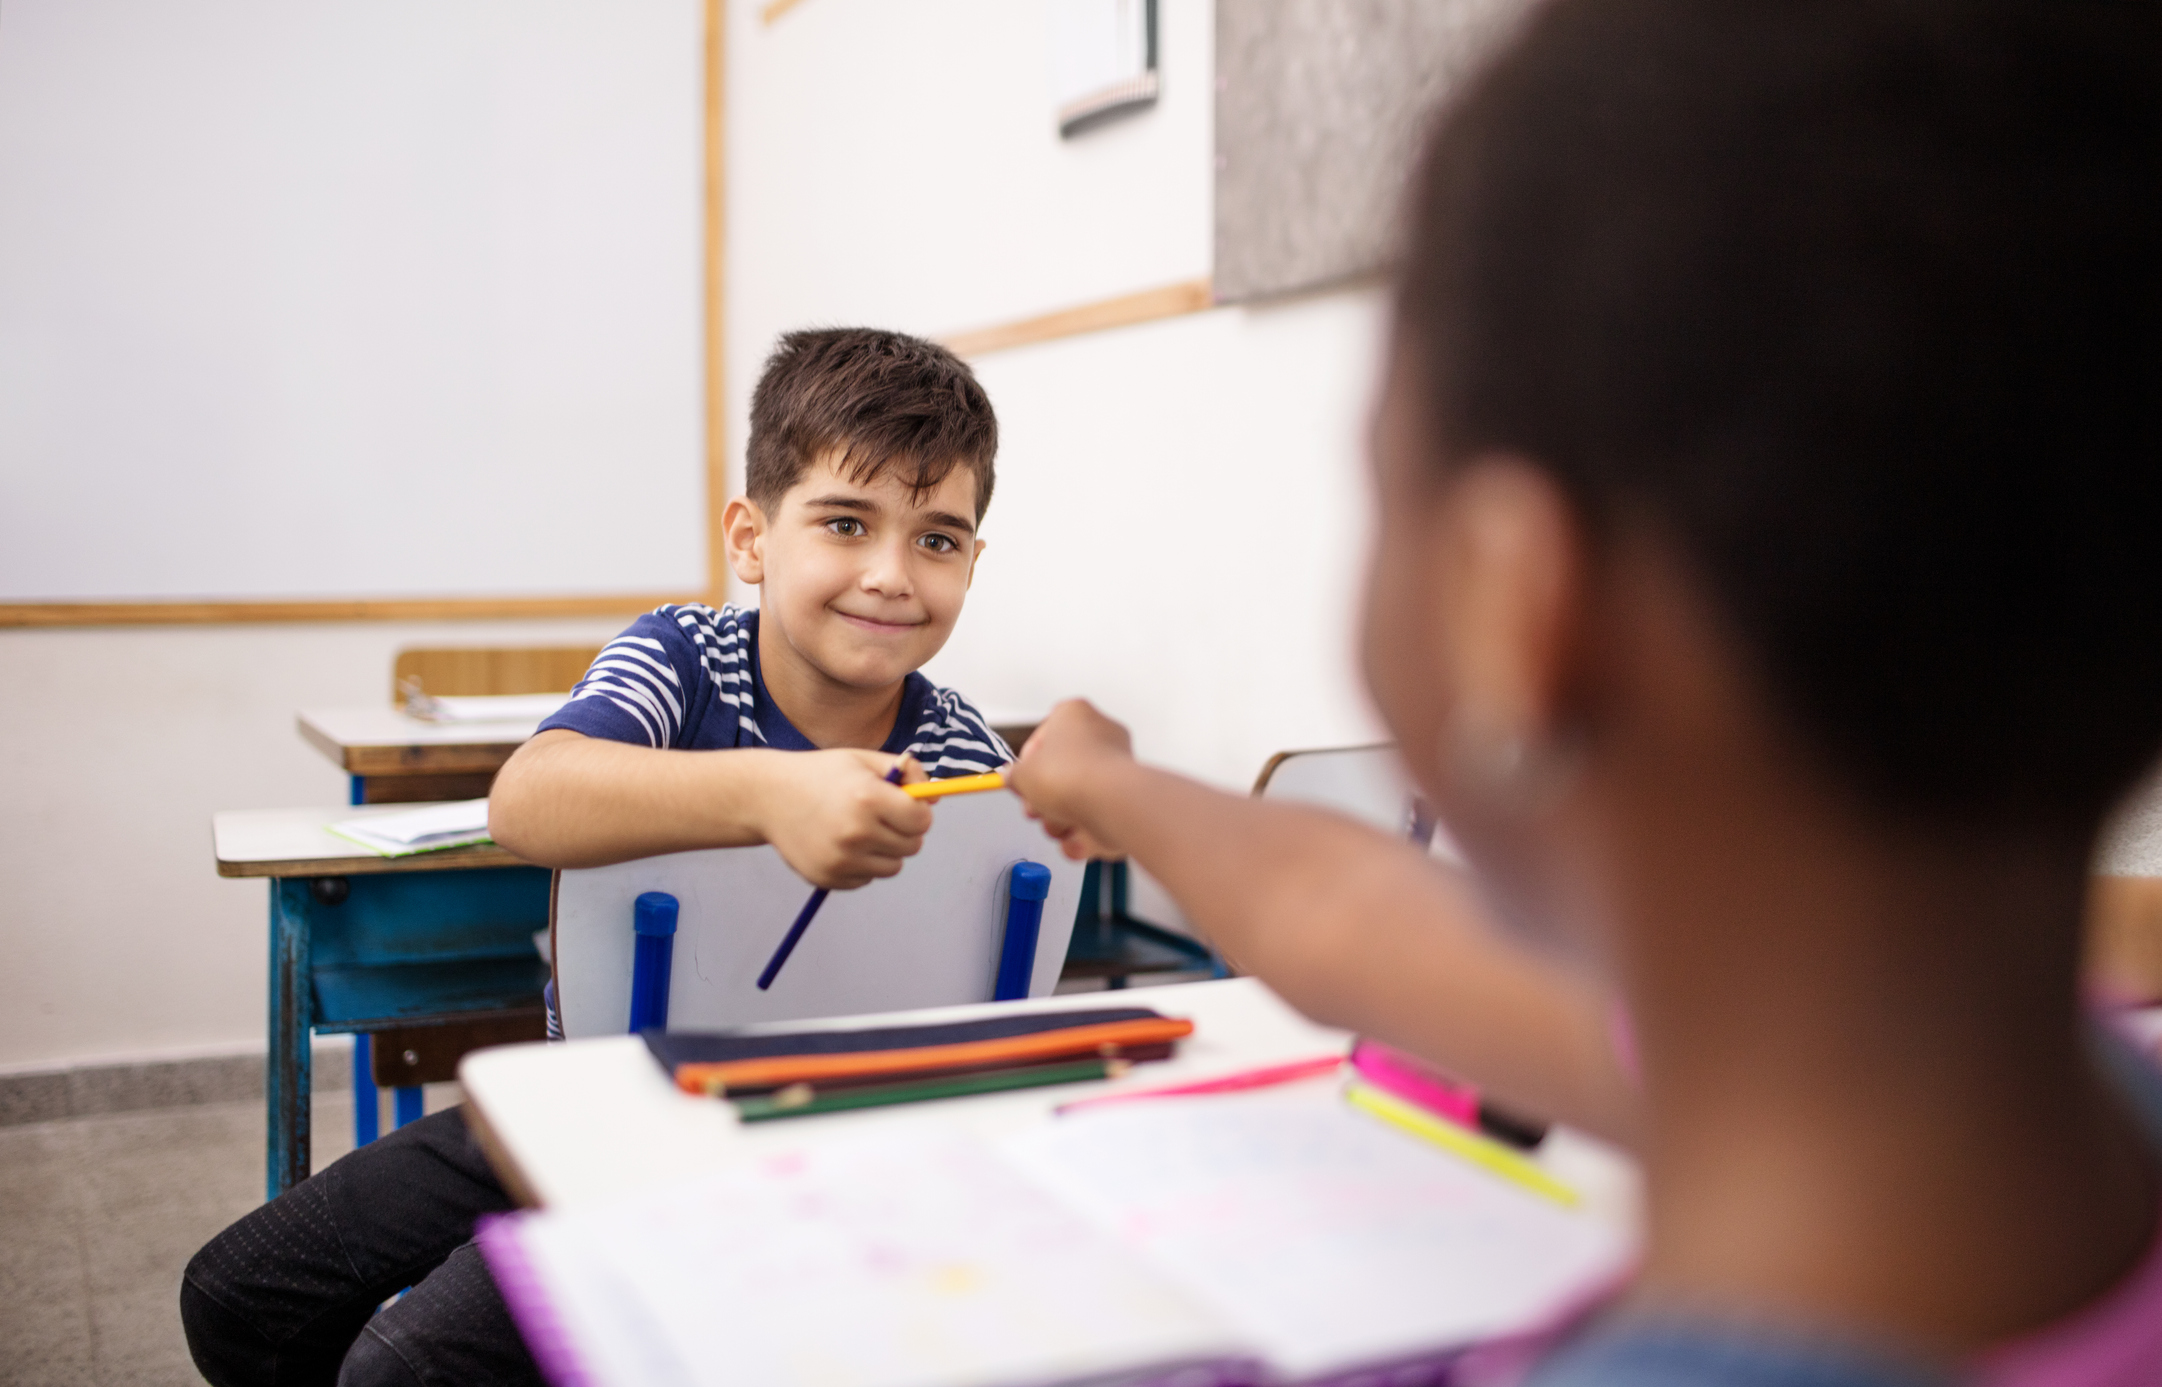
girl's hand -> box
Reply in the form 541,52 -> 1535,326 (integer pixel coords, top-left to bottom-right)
1006,700 -> 1135,860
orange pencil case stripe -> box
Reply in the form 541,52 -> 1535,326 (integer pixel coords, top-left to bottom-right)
673,1017 -> 1195,1096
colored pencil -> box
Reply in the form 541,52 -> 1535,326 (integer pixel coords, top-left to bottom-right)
675,1016 -> 1195,1095
730,1058 -> 1120,1121
757,763 -> 907,990
1053,1053 -> 1346,1115
901,771 -> 1006,800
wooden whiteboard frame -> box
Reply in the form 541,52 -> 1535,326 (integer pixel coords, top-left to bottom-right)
0,0 -> 729,630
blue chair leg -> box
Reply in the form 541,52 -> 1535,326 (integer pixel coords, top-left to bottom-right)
394,1086 -> 424,1128
353,1034 -> 380,1146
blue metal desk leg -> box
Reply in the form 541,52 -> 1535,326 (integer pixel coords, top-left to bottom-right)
394,1086 -> 424,1127
267,881 -> 314,1199
353,1035 -> 380,1146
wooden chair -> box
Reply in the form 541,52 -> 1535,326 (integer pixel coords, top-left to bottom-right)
349,645 -> 599,1142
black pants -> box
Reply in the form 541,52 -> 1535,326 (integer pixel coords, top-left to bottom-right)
181,1106 -> 543,1387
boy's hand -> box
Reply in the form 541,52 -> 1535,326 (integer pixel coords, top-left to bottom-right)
755,750 -> 934,889
1006,700 -> 1135,860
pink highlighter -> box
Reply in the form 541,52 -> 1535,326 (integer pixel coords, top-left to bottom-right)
1349,1038 -> 1549,1150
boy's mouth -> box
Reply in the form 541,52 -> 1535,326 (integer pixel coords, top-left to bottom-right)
831,610 -> 925,634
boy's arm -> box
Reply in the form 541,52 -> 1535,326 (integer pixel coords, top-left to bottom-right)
1006,700 -> 1639,1147
488,729 -> 933,885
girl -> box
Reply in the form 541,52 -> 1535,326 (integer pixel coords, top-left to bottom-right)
1009,2 -> 2162,1382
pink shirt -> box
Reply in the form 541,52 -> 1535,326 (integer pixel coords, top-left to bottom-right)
1975,1210 -> 2162,1386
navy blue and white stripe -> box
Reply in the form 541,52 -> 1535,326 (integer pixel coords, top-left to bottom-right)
539,603 -> 1010,772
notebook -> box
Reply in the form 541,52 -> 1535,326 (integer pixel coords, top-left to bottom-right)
478,1079 -> 1633,1387
406,692 -> 571,723
328,798 -> 493,857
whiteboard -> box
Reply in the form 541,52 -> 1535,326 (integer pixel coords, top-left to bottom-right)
0,0 -> 707,603
552,789 -> 1086,1038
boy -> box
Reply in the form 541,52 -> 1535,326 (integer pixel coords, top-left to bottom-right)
1011,2 -> 2162,1384
182,327 -> 1012,1387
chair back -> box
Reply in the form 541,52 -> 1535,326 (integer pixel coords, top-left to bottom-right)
1253,744 -> 1461,860
390,645 -> 604,705
551,789 -> 1085,1037
1252,744 -> 1418,828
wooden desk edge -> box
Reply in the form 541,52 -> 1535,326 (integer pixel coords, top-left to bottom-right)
295,712 -> 532,776
216,845 -> 534,878
295,714 -> 358,772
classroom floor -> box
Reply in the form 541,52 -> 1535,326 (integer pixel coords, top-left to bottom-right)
0,1086 -> 455,1387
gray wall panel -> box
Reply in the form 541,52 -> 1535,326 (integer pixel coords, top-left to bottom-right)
1214,0 -> 1530,303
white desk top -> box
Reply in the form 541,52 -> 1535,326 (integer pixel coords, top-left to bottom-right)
299,705 -> 546,747
212,803 -> 528,878
459,976 -> 1642,1226
297,706 -> 544,775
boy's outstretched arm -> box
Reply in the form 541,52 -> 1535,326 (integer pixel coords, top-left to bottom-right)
1006,700 -> 1639,1147
488,729 -> 933,886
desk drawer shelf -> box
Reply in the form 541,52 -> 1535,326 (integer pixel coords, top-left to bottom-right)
312,958 -> 549,1033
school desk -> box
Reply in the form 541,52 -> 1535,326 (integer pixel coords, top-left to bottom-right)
298,705 -> 547,805
214,805 -> 551,1197
457,976 -> 1643,1224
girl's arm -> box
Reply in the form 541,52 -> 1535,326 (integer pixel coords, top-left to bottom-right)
1007,701 -> 1639,1147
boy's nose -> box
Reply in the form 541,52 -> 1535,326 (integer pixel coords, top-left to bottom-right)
860,541 -> 914,596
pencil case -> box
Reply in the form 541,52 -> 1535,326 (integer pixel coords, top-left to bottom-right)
645,1007 -> 1194,1097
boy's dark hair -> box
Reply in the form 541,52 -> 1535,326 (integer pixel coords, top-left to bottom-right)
1400,0 -> 2162,829
746,327 -> 997,521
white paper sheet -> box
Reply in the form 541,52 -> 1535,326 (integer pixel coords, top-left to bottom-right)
498,1133 -> 1241,1387
328,799 -> 493,857
998,1081 -> 1634,1382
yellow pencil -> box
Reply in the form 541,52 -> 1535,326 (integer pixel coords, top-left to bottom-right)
1344,1081 -> 1580,1207
902,771 -> 1006,800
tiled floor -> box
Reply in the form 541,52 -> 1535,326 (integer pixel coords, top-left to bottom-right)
0,1086 -> 456,1387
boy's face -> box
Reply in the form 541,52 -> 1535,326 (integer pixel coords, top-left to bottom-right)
724,453 -> 985,693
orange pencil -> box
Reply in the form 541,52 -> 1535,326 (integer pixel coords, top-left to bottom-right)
902,771 -> 1006,800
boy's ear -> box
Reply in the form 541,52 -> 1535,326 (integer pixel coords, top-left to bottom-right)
722,495 -> 769,586
966,537 -> 986,590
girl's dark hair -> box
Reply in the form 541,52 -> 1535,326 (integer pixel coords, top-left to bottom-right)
1400,0 -> 2162,828
747,327 -> 997,520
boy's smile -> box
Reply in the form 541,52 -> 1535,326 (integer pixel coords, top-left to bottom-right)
722,452 -> 985,744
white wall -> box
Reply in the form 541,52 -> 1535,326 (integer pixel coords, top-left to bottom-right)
729,0 -> 1389,789
924,289 -> 1390,786
2,0 -> 1391,1070
0,620 -> 621,1069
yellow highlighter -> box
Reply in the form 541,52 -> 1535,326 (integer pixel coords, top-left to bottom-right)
902,771 -> 1007,800
1345,1081 -> 1581,1207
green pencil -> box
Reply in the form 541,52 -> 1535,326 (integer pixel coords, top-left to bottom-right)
730,1057 -> 1124,1122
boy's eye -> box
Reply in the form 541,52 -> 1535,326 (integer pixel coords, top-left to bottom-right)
919,533 -> 958,554
824,517 -> 865,537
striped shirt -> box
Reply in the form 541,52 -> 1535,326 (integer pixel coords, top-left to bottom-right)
537,603 -> 1010,1041
538,602 -> 1011,774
